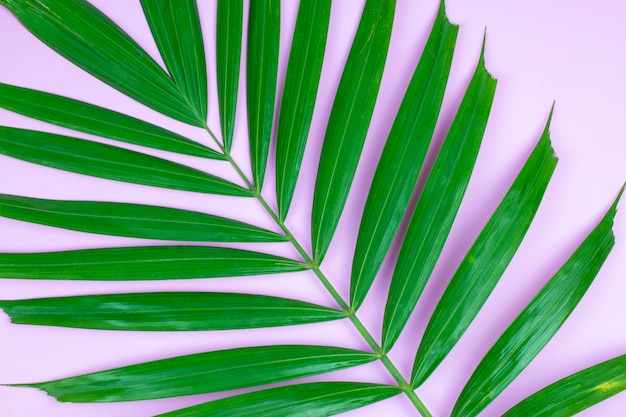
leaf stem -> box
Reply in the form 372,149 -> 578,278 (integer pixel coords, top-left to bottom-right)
203,126 -> 433,417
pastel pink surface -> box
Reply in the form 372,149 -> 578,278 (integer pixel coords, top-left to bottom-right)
0,1 -> 624,416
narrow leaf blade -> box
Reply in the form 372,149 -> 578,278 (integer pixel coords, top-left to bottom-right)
311,0 -> 396,262
216,0 -> 243,150
140,0 -> 208,122
0,292 -> 346,331
1,0 -> 201,125
14,346 -> 377,402
503,354 -> 626,417
0,194 -> 285,242
0,127 -> 251,196
350,2 -> 458,309
158,382 -> 403,417
411,113 -> 558,386
452,186 -> 623,417
247,0 -> 280,190
275,0 -> 331,218
0,246 -> 306,281
0,83 -> 223,159
382,45 -> 497,351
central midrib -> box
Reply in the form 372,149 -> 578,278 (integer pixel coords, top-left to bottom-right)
203,126 -> 434,417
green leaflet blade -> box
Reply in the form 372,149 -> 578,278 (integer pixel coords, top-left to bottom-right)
382,44 -> 497,351
311,0 -> 396,263
247,0 -> 280,190
12,346 -> 377,402
0,194 -> 285,242
0,0 -> 201,126
0,292 -> 346,330
411,112 -> 558,387
452,186 -> 624,417
0,246 -> 306,281
0,83 -> 223,160
140,0 -> 208,122
275,0 -> 331,219
157,382 -> 403,417
503,354 -> 626,417
350,1 -> 458,310
216,0 -> 243,150
0,127 -> 250,197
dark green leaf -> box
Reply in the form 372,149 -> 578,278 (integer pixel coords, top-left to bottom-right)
0,194 -> 285,242
0,292 -> 346,330
158,382 -> 403,417
382,44 -> 497,351
0,0 -> 201,125
503,354 -> 626,417
140,0 -> 208,122
13,346 -> 377,402
0,83 -> 223,159
311,0 -> 396,263
275,0 -> 331,219
0,127 -> 250,196
452,186 -> 623,417
0,246 -> 306,281
216,0 -> 243,150
247,0 -> 280,190
411,113 -> 558,386
350,1 -> 458,310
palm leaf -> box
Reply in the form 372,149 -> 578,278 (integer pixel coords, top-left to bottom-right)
411,111 -> 558,386
0,1 -> 623,416
11,345 -> 375,402
140,0 -> 208,122
382,41 -> 497,350
157,382 -> 403,417
452,187 -> 623,417
350,0 -> 458,310
0,127 -> 251,196
0,246 -> 306,280
215,0 -> 243,150
1,0 -> 202,125
0,292 -> 345,330
275,0 -> 331,218
503,354 -> 626,417
247,0 -> 280,190
0,194 -> 286,242
0,83 -> 224,159
311,0 -> 396,262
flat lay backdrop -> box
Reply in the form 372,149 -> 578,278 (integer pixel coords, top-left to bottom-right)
0,0 -> 624,416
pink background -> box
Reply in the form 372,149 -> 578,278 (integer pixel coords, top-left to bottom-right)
0,0 -> 624,416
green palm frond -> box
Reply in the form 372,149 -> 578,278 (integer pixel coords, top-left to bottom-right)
0,1 -> 623,416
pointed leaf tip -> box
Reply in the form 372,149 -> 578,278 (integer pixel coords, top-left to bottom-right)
411,121 -> 558,386
382,41 -> 498,351
452,187 -> 622,417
